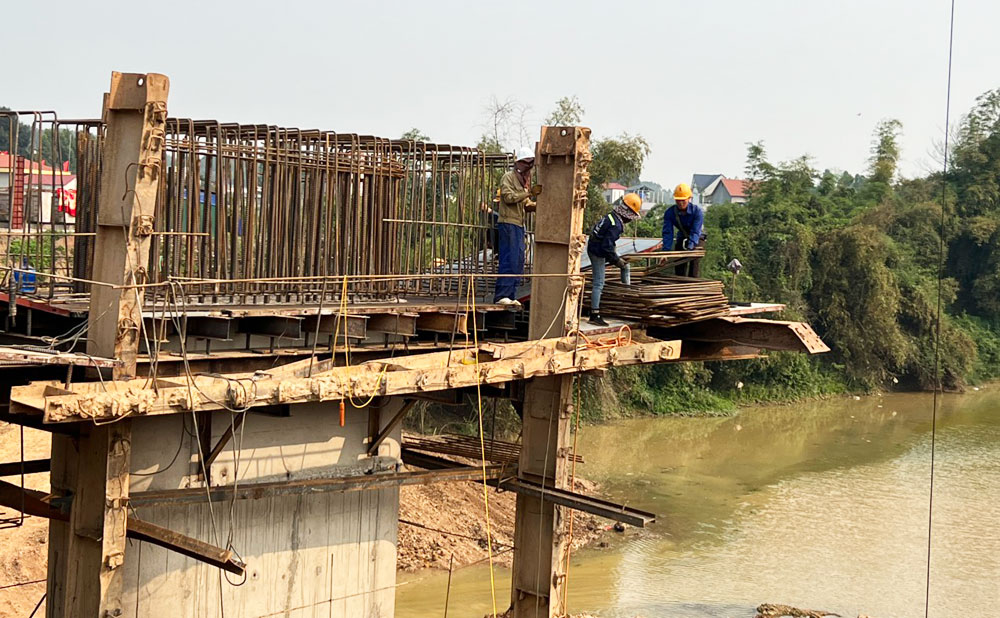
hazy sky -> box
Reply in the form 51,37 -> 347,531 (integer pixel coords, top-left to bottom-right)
5,1 -> 998,186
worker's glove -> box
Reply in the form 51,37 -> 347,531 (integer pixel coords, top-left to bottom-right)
530,184 -> 543,197
684,239 -> 697,250
613,256 -> 627,269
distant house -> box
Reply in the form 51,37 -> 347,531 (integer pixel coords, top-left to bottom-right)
702,177 -> 748,206
602,182 -> 627,205
691,173 -> 724,205
0,152 -> 77,226
626,182 -> 669,213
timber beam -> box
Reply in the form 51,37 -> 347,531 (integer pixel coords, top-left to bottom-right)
0,479 -> 245,576
0,458 -> 50,476
14,334 -> 681,423
367,399 -> 416,455
497,478 -> 655,528
128,464 -> 507,507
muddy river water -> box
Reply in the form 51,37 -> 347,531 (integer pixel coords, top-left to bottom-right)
396,388 -> 1000,617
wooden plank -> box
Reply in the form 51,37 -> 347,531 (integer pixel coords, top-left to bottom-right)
30,335 -> 681,423
0,346 -> 119,368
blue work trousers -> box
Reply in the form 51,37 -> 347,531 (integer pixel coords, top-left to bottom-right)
494,223 -> 525,302
589,254 -> 630,312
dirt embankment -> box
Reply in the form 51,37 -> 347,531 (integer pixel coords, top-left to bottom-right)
397,473 -> 607,571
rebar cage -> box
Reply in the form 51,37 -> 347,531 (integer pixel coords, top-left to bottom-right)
1,111 -> 522,309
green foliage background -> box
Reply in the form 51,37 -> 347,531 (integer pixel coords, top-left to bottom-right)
581,92 -> 1000,418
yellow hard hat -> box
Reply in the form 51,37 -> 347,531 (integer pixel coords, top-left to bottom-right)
673,183 -> 693,201
622,192 -> 642,214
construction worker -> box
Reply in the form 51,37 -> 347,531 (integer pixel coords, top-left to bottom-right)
662,182 -> 705,277
587,193 -> 642,326
493,147 -> 541,306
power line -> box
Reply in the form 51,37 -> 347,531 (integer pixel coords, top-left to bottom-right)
925,1 -> 957,617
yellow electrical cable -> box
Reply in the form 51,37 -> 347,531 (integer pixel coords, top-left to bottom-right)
467,273 -> 499,616
335,274 -> 388,410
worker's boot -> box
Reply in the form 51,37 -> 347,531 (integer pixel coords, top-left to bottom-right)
589,313 -> 609,327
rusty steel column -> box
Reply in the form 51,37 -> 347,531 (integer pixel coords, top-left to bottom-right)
511,126 -> 591,618
47,72 -> 169,618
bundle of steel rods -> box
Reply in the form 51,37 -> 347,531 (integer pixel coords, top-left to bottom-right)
586,267 -> 730,326
66,118 -> 514,307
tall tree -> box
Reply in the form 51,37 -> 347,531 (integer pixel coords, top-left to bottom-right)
586,133 -> 651,223
544,96 -> 584,126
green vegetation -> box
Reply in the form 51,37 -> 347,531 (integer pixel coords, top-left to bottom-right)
581,90 -> 1000,418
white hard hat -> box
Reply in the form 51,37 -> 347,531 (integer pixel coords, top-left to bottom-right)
516,147 -> 535,162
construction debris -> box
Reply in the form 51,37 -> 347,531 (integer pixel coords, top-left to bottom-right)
755,603 -> 841,618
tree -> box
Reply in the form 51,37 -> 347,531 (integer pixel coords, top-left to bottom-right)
951,88 -> 1000,217
480,95 -> 532,152
399,128 -> 429,142
868,119 -> 903,184
544,96 -> 584,126
810,225 -> 911,387
586,133 -> 651,223
589,134 -> 650,187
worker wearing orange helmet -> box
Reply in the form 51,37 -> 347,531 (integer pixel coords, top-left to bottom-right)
662,183 -> 705,277
586,192 -> 642,326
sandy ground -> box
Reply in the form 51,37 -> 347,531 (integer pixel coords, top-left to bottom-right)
398,474 -> 606,571
0,424 -> 608,616
0,423 -> 50,618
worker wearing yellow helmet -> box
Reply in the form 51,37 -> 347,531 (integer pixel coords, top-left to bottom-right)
662,183 -> 705,277
586,192 -> 642,326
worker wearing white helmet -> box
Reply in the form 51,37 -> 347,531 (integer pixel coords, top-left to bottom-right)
493,147 -> 541,306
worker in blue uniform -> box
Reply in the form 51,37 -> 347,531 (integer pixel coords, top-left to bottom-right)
662,182 -> 705,277
587,192 -> 642,326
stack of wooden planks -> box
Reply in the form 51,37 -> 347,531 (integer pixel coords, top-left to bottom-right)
586,266 -> 730,326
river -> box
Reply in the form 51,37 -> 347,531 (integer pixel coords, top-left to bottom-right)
395,388 -> 1000,617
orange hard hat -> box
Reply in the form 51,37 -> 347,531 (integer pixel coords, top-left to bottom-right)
622,193 -> 642,214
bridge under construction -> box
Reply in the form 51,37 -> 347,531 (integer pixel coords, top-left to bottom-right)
0,72 -> 827,618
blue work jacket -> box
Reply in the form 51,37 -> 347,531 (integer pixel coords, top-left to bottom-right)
587,211 -> 625,261
662,203 -> 705,250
